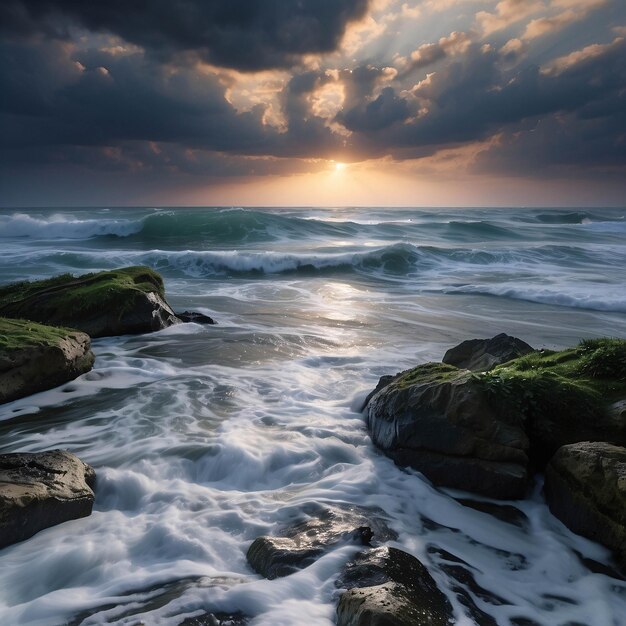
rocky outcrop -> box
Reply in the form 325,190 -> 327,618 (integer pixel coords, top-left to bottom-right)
336,547 -> 455,626
247,505 -> 396,579
0,450 -> 96,549
365,337 -> 626,499
442,333 -> 534,372
544,442 -> 626,567
0,266 -> 180,337
367,363 -> 529,499
0,317 -> 95,404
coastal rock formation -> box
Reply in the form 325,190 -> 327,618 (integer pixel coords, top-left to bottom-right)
0,450 -> 96,549
365,337 -> 626,498
442,333 -> 534,372
247,505 -> 396,579
544,442 -> 626,567
0,317 -> 94,404
367,363 -> 529,499
0,266 -> 180,337
336,546 -> 455,626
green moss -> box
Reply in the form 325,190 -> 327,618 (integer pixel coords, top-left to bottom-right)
0,266 -> 165,326
473,338 -> 626,424
0,317 -> 80,351
392,362 -> 467,389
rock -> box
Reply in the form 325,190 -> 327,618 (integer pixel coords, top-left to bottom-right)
0,317 -> 95,404
361,374 -> 399,411
0,266 -> 181,338
367,363 -> 529,499
479,338 -> 626,468
177,311 -> 217,325
544,441 -> 626,567
456,498 -> 529,528
0,450 -> 96,549
247,505 -> 397,579
178,613 -> 247,626
442,333 -> 534,372
336,546 -> 455,626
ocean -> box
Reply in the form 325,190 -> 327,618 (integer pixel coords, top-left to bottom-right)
0,206 -> 625,625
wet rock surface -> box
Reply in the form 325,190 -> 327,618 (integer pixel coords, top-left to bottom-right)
247,505 -> 397,579
456,498 -> 529,528
544,441 -> 626,567
367,363 -> 529,499
442,333 -> 534,372
178,613 -> 247,625
176,310 -> 217,325
0,318 -> 94,404
0,450 -> 96,549
336,546 -> 455,626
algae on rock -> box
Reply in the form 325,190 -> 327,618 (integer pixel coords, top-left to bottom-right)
0,317 -> 94,404
474,338 -> 626,466
0,266 -> 180,337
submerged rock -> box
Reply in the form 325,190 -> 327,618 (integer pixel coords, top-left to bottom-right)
442,333 -> 534,372
0,450 -> 96,549
544,441 -> 626,567
176,311 -> 217,325
247,505 -> 396,579
0,266 -> 180,337
336,546 -> 455,626
0,317 -> 94,404
178,613 -> 247,626
367,363 -> 529,499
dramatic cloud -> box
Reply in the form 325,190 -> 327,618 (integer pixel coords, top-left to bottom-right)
1,0 -> 625,205
0,0 -> 370,70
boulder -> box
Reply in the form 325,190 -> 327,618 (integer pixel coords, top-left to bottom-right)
336,546 -> 455,626
0,450 -> 96,549
0,317 -> 94,404
247,505 -> 396,579
442,333 -> 534,372
544,442 -> 626,566
365,338 -> 626,498
479,338 -> 626,468
0,266 -> 180,337
367,363 -> 529,499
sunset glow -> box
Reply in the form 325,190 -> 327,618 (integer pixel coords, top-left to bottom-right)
1,0 -> 624,206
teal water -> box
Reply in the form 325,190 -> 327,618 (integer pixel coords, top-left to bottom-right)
0,207 -> 625,625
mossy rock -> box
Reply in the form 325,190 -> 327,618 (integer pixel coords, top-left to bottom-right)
367,362 -> 530,498
0,267 -> 180,338
474,338 -> 626,467
544,441 -> 626,568
0,317 -> 94,403
365,337 -> 626,498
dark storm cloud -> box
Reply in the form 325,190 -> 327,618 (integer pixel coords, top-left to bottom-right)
339,87 -> 410,132
0,0 -> 369,71
343,37 -> 626,174
1,0 -> 625,204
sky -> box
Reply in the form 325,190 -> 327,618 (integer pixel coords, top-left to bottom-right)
1,0 -> 625,207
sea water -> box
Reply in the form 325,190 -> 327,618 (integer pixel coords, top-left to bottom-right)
0,206 -> 625,626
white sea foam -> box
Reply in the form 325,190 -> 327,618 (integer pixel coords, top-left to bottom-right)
1,207 -> 626,625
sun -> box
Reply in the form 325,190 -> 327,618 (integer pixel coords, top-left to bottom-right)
334,162 -> 346,172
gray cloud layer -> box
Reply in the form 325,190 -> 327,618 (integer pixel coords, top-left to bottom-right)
1,0 -> 625,203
